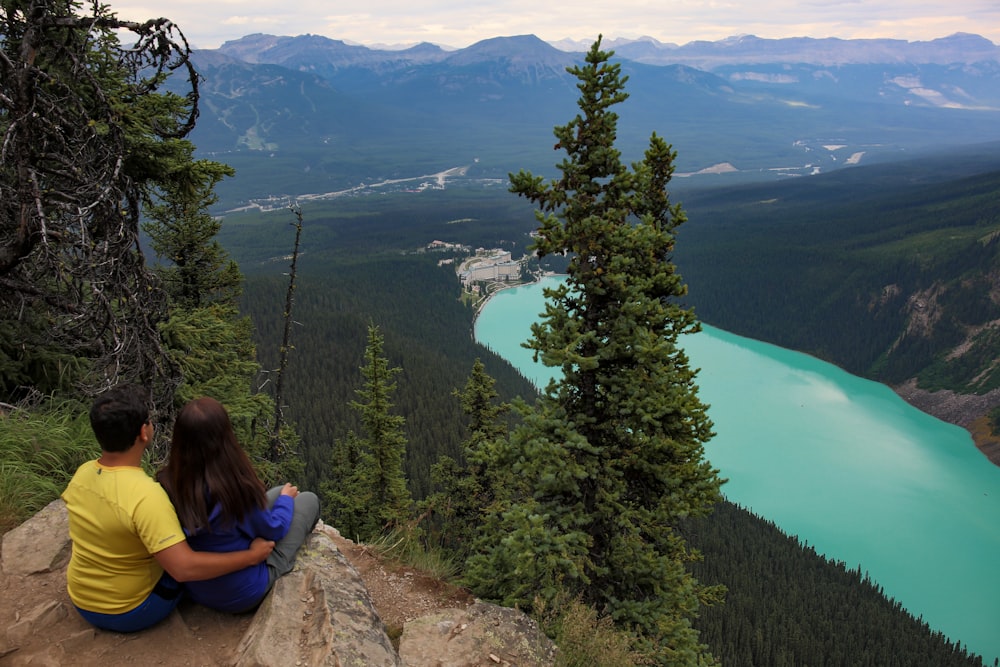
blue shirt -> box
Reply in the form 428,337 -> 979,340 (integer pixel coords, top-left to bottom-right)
183,494 -> 293,612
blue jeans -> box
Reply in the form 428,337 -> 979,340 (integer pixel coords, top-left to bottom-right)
74,573 -> 182,633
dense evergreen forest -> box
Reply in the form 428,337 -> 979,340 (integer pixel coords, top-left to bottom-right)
228,189 -> 544,495
240,259 -> 537,497
688,502 -> 987,667
219,164 -> 993,664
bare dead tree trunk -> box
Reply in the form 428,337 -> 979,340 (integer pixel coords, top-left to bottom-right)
269,204 -> 303,461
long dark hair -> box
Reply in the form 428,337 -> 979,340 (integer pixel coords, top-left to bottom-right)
160,397 -> 266,533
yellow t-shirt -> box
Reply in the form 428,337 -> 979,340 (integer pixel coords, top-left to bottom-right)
61,460 -> 186,614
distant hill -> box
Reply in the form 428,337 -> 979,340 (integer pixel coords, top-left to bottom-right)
223,31 -> 1000,69
181,33 -> 1000,209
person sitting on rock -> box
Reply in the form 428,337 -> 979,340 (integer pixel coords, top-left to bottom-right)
158,396 -> 320,613
62,384 -> 275,633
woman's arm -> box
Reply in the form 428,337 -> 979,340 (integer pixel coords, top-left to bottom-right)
246,483 -> 298,541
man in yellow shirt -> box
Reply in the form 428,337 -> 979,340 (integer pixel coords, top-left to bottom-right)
62,384 -> 274,632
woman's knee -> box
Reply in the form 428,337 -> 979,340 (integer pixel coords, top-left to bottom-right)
296,491 -> 320,525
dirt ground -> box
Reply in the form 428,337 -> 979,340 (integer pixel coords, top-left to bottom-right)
0,528 -> 473,666
970,415 -> 1000,465
328,531 -> 475,634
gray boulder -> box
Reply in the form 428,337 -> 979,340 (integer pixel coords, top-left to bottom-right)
1,498 -> 71,575
234,530 -> 401,666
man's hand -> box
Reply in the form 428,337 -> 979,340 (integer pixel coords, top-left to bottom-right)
249,537 -> 275,564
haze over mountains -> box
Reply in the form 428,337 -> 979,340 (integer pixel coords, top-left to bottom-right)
184,32 -> 1000,209
218,31 -> 1000,67
558,32 -> 1000,67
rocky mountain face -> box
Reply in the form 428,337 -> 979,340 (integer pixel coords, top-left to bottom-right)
208,31 -> 1000,109
0,500 -> 557,666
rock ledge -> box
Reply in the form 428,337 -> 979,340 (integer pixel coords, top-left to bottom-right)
0,500 -> 556,666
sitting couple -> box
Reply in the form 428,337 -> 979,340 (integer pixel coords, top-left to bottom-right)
61,385 -> 320,632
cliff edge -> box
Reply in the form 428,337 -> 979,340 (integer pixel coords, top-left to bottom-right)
0,500 -> 557,666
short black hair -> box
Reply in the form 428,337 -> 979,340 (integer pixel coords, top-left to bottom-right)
89,384 -> 150,453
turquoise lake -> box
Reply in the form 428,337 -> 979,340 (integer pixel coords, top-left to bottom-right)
474,276 -> 1000,664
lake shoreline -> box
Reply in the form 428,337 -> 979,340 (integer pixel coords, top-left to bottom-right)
893,379 -> 1000,466
471,271 -> 550,323
475,279 -> 1000,662
472,274 -> 1000,468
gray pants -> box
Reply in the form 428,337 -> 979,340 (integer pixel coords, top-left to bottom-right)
264,486 -> 321,586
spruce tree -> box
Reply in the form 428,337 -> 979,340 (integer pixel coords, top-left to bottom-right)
144,154 -> 240,310
466,38 -> 724,665
325,325 -> 412,538
322,431 -> 372,539
355,325 -> 412,533
425,359 -> 511,555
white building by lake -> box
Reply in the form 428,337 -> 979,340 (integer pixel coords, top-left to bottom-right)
459,249 -> 522,286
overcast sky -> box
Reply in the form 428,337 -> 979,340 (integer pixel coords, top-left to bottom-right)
109,0 -> 1000,50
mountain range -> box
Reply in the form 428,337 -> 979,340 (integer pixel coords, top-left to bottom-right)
217,31 -> 1000,69
559,32 -> 1000,67
181,32 -> 1000,210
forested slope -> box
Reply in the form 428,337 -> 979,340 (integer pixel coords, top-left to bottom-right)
228,190 -> 542,495
689,502 -> 985,666
241,260 -> 535,497
675,144 -> 1000,399
220,168 -> 991,664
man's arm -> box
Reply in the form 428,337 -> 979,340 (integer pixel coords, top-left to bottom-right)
153,537 -> 274,583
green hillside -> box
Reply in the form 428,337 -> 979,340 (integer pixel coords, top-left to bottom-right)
222,192 -> 542,496
675,144 -> 1000,395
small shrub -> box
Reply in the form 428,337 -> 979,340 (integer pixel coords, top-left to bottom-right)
367,526 -> 460,581
534,594 -> 640,667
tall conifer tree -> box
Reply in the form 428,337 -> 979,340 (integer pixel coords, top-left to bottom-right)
466,38 -> 724,665
144,156 -> 239,310
354,325 -> 412,532
325,325 -> 412,538
425,359 -> 511,555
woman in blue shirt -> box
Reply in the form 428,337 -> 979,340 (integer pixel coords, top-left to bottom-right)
159,397 -> 320,612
